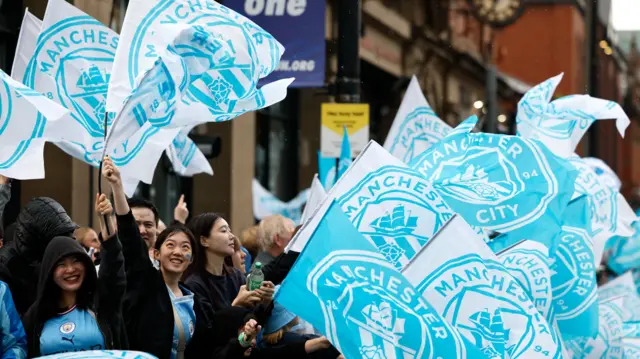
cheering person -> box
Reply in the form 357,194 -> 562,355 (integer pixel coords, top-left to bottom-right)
102,156 -> 256,359
22,193 -> 127,357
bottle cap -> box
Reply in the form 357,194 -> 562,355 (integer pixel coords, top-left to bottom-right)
255,262 -> 262,269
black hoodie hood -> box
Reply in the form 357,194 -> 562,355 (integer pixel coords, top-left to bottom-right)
14,197 -> 78,261
34,236 -> 97,320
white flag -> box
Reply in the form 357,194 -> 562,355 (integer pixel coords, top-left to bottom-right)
402,215 -> 563,358
582,157 -> 622,192
517,73 -> 630,157
166,126 -> 213,177
0,70 -> 68,179
252,179 -> 309,224
383,75 -> 451,164
105,0 -> 293,141
11,9 -> 41,81
300,174 -> 326,224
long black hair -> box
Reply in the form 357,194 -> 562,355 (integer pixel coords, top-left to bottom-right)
186,212 -> 236,277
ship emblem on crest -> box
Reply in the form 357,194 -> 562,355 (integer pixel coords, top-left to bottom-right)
369,205 -> 416,266
463,308 -> 510,358
431,150 -> 522,205
70,65 -> 114,133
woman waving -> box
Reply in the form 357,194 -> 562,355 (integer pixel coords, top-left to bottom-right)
102,156 -> 254,359
22,193 -> 127,357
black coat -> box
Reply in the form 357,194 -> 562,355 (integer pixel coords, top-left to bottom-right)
117,211 -> 247,359
22,235 -> 128,357
0,198 -> 78,315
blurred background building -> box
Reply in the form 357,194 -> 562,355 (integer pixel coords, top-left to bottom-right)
1,0 -> 639,231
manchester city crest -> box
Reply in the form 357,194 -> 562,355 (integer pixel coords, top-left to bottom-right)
25,15 -> 118,137
308,250 -> 465,359
60,321 -> 76,334
388,106 -> 450,164
550,226 -> 598,337
123,0 -> 281,121
0,79 -> 11,137
417,255 -> 562,358
411,132 -> 560,233
337,166 -> 453,268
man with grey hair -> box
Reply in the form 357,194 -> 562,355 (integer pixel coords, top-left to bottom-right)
254,215 -> 295,267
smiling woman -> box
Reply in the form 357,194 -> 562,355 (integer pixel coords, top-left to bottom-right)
21,194 -> 127,357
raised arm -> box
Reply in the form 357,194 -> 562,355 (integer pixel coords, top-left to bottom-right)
101,156 -> 153,279
95,193 -> 126,317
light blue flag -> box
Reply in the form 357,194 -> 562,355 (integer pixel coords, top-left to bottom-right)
565,297 -> 626,359
550,197 -> 599,340
599,272 -> 640,322
288,142 -> 455,270
583,157 -> 622,192
409,122 -> 578,244
276,200 -> 485,359
317,151 -> 337,191
106,0 -> 293,147
402,215 -> 564,358
35,350 -> 158,359
251,179 -> 309,224
337,126 -> 352,179
568,156 -> 636,265
516,73 -> 630,158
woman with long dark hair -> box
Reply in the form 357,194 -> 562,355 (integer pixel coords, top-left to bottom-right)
102,156 -> 258,359
22,193 -> 127,357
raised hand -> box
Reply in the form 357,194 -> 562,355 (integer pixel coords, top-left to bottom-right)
174,194 -> 189,224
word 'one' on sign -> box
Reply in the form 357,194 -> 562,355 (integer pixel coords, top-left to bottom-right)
244,0 -> 307,16
321,103 -> 370,158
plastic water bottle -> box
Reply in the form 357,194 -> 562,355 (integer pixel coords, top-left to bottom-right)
247,262 -> 264,291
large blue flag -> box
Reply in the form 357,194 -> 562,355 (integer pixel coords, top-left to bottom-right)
402,215 -> 564,359
409,125 -> 578,244
565,297 -> 626,358
276,201 -> 484,359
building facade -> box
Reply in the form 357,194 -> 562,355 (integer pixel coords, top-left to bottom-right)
7,0 -> 629,233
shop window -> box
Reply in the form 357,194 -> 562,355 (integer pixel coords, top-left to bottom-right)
255,90 -> 299,202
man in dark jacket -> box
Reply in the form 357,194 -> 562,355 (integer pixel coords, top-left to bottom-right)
0,197 -> 78,315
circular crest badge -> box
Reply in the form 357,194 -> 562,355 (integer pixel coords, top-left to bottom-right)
337,166 -> 453,268
551,226 -> 597,326
388,107 -> 450,164
309,250 -> 465,359
414,133 -> 558,232
25,16 -> 118,137
419,255 -> 561,358
60,321 -> 76,334
124,1 -> 281,121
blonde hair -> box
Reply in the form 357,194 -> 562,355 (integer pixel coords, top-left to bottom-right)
240,225 -> 260,258
74,227 -> 95,246
262,317 -> 299,345
257,215 -> 293,251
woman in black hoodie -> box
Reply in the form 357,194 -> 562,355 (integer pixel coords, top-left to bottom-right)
22,193 -> 127,357
102,156 -> 256,359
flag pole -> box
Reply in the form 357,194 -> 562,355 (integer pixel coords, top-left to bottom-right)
99,111 -> 112,236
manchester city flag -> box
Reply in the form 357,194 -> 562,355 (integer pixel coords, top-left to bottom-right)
106,0 -> 293,144
408,128 -> 578,242
582,157 -> 622,192
318,151 -> 337,190
287,141 -> 454,270
276,200 -> 486,359
516,73 -> 630,158
300,174 -> 327,224
337,126 -> 352,179
401,215 -> 563,358
599,272 -> 640,322
383,76 -> 451,164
